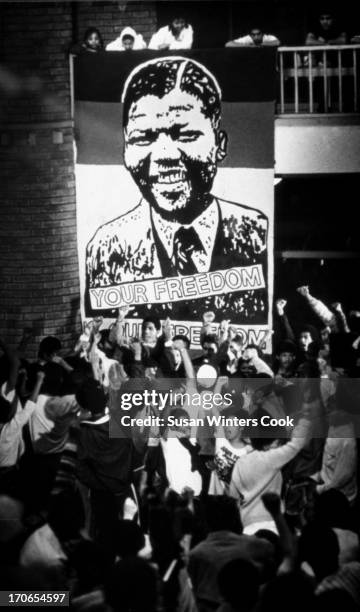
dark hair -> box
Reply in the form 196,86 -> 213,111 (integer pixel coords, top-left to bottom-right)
83,27 -> 103,47
122,34 -> 135,42
201,334 -> 218,347
173,334 -> 190,348
142,316 -> 161,332
231,334 -> 244,345
38,336 -> 61,359
204,495 -> 242,534
218,559 -> 260,609
41,362 -> 65,396
299,324 -> 320,343
314,489 -> 353,529
122,57 -> 221,129
277,340 -> 297,355
75,378 -> 107,414
246,407 -> 287,450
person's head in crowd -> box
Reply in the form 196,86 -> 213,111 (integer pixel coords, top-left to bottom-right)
142,316 -> 161,346
298,324 -> 319,352
40,362 -> 65,396
173,334 -> 190,350
204,495 -> 243,534
246,407 -> 287,451
169,16 -> 188,38
218,559 -> 260,611
320,324 -> 331,346
228,334 -> 244,359
298,522 -> 339,581
167,407 -> 191,438
249,27 -> 266,46
113,519 -> 145,559
275,340 -> 296,374
258,572 -> 315,612
38,336 -> 61,362
318,11 -> 335,32
122,33 -> 135,50
47,491 -> 85,543
83,27 -> 103,52
105,557 -> 158,612
255,530 -> 283,568
314,489 -> 353,530
75,378 -> 107,417
316,345 -> 331,375
122,56 -> 225,225
222,406 -> 248,445
201,333 -> 219,358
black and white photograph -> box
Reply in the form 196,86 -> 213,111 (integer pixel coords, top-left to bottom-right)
0,1 -> 360,610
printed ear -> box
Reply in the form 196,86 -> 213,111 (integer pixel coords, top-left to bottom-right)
216,130 -> 228,162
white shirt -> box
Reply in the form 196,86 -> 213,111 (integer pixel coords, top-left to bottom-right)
151,198 -> 219,273
29,393 -> 78,454
161,435 -> 202,495
149,24 -> 193,50
106,27 -> 146,51
0,383 -> 36,467
209,438 -> 248,495
231,34 -> 279,46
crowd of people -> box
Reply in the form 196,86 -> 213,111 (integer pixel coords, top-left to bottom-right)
1,283 -> 359,610
70,11 -> 360,55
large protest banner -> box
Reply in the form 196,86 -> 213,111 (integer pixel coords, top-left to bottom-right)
74,48 -> 276,348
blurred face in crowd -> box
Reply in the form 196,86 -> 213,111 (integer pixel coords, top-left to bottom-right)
172,348 -> 182,369
86,31 -> 101,51
278,351 -> 295,370
229,340 -> 242,359
202,340 -> 218,356
145,366 -> 158,380
171,18 -> 186,36
320,326 -> 330,345
142,322 -> 159,345
317,349 -> 329,374
319,14 -> 334,31
124,89 -> 226,222
299,331 -> 312,351
122,35 -> 134,50
250,28 -> 264,45
224,423 -> 243,443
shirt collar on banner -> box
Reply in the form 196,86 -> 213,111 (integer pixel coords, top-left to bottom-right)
151,197 -> 219,273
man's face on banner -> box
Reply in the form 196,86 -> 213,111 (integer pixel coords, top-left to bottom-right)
124,89 -> 226,221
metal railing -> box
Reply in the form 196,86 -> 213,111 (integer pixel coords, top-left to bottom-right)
277,44 -> 360,114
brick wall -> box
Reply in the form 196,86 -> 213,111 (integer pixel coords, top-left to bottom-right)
75,1 -> 157,48
0,1 -> 158,358
0,2 -> 79,357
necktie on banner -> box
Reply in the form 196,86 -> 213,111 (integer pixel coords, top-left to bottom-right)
173,227 -> 205,275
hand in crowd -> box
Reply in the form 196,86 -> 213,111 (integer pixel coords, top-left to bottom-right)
275,298 -> 287,316
296,285 -> 310,297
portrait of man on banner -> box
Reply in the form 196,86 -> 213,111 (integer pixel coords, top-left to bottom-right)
85,56 -> 269,323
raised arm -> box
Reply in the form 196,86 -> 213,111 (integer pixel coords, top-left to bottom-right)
275,299 -> 296,343
297,286 -> 337,330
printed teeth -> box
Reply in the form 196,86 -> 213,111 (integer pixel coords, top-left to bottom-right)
157,171 -> 185,184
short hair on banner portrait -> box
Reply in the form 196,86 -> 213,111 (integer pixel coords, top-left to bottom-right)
122,56 -> 222,128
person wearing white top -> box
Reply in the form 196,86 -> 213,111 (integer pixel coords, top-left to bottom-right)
149,17 -> 193,50
226,28 -> 280,47
106,26 -> 146,51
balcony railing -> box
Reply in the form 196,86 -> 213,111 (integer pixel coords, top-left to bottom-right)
277,44 -> 360,114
